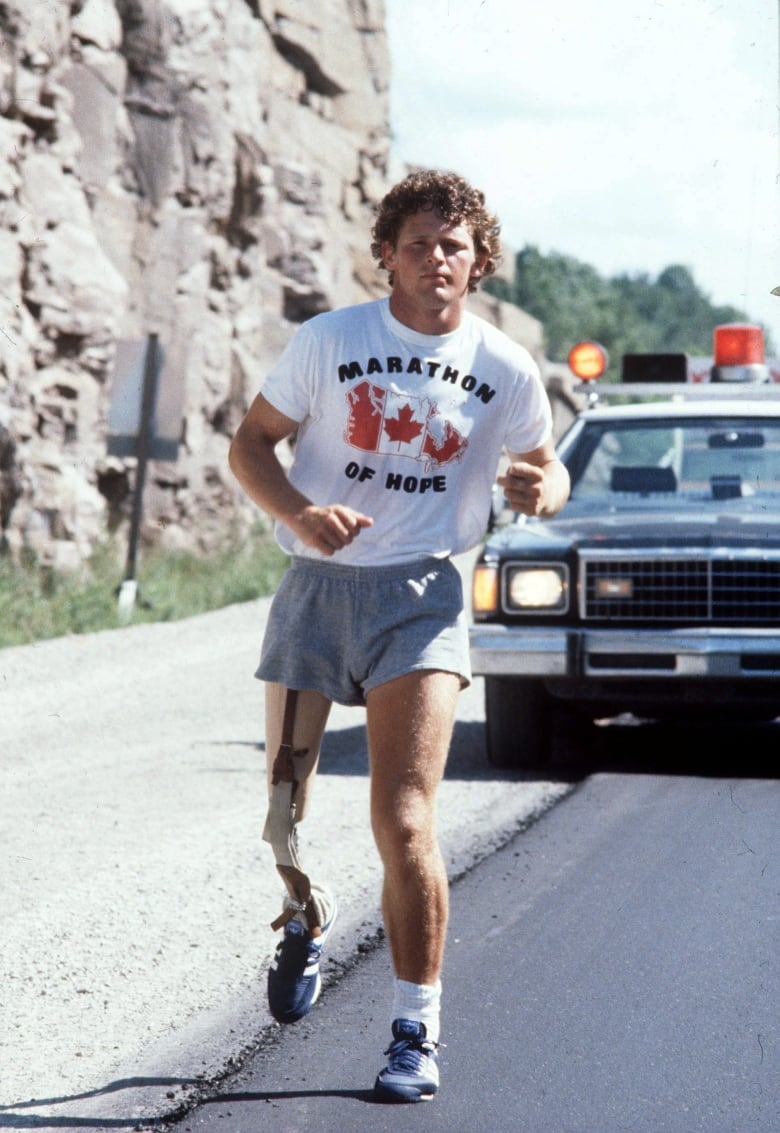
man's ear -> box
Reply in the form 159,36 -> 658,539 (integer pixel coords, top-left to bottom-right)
470,253 -> 488,283
381,240 -> 397,270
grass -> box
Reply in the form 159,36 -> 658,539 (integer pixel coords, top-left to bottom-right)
0,527 -> 288,650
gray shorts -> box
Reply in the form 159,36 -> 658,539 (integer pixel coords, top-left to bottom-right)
256,555 -> 471,706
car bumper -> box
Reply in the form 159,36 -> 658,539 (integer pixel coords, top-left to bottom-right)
470,625 -> 780,679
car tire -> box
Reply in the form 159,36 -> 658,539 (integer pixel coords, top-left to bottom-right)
484,676 -> 553,771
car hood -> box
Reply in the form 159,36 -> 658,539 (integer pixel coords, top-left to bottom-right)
486,507 -> 780,556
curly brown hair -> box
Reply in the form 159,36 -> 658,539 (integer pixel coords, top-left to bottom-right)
370,169 -> 502,293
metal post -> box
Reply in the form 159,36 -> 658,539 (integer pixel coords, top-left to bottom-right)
118,334 -> 159,621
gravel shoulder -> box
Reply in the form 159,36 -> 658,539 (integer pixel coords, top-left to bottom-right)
1,568 -> 570,1129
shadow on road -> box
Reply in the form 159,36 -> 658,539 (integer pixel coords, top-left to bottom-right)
557,715 -> 779,781
0,1077 -> 201,1129
317,719 -> 504,783
226,687 -> 777,785
305,713 -> 779,784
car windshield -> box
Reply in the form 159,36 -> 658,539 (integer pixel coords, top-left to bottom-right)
564,416 -> 780,510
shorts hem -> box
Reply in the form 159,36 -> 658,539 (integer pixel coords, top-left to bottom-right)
254,665 -> 366,708
362,662 -> 471,697
255,661 -> 471,706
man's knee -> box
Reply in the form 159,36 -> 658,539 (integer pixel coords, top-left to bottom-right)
372,797 -> 438,861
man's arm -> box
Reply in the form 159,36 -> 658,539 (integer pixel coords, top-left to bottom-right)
228,393 -> 373,557
497,438 -> 570,518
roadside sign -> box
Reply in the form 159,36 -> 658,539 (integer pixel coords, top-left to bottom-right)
107,337 -> 181,461
107,335 -> 183,613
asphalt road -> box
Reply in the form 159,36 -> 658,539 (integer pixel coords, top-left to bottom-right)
171,751 -> 779,1133
0,579 -> 568,1128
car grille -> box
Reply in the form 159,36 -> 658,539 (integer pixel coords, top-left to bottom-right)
582,557 -> 780,623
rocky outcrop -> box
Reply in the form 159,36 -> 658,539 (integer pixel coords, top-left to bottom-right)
0,0 -> 543,570
0,0 -> 392,567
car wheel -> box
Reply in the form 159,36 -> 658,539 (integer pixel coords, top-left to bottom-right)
484,676 -> 553,771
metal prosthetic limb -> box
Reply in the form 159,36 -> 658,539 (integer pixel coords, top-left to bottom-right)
262,689 -> 328,938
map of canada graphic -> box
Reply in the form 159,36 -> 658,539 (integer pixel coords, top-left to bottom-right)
345,381 -> 468,473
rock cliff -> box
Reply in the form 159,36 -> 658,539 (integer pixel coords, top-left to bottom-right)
0,0 -> 543,570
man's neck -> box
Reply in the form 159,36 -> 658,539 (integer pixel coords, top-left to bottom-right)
388,294 -> 465,336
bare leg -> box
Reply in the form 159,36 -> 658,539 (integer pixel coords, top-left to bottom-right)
366,669 -> 460,985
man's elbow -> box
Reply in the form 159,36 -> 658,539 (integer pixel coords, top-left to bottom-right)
227,428 -> 248,482
227,435 -> 239,477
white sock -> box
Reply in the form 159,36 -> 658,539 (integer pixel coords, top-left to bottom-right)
392,978 -> 442,1044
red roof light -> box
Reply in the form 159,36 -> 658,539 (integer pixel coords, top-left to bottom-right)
713,323 -> 764,367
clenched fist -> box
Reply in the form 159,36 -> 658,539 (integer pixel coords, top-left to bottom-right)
497,462 -> 548,517
293,504 -> 374,556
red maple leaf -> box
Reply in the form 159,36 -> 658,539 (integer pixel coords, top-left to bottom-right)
422,421 -> 468,465
384,403 -> 424,445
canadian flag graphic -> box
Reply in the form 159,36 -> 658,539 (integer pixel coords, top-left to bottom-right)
345,381 -> 468,471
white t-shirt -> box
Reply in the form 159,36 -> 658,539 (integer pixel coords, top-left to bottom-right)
260,297 -> 552,566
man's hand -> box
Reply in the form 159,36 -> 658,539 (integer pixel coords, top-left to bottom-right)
228,396 -> 375,556
497,442 -> 570,519
497,461 -> 549,517
292,504 -> 374,556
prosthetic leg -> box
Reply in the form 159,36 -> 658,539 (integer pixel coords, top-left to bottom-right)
262,688 -> 330,938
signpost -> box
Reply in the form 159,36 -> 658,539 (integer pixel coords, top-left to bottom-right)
107,334 -> 182,620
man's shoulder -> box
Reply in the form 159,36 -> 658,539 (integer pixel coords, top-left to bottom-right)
464,310 -> 540,375
303,297 -> 386,336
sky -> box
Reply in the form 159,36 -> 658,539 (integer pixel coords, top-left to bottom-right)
384,0 -> 780,351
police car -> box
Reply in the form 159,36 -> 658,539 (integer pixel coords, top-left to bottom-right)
470,324 -> 780,769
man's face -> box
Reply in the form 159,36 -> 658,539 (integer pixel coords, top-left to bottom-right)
381,209 -> 486,330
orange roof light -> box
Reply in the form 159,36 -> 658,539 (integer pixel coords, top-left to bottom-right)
713,323 -> 764,367
568,340 -> 609,381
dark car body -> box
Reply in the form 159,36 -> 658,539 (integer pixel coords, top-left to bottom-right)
470,393 -> 780,769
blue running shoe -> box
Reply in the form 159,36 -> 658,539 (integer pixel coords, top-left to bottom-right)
374,1019 -> 440,1103
267,890 -> 337,1024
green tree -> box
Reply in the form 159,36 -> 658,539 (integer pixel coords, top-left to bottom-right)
507,246 -> 608,360
485,246 -> 771,364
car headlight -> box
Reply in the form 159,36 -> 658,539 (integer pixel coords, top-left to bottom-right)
472,563 -> 500,616
504,564 -> 569,613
